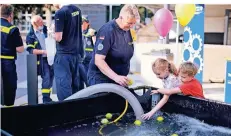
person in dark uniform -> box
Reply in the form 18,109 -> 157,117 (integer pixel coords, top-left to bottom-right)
87,5 -> 140,87
53,4 -> 84,101
26,15 -> 53,103
79,15 -> 97,87
1,4 -> 24,106
82,15 -> 96,70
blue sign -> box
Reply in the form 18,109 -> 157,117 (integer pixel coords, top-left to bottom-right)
225,59 -> 231,104
183,4 -> 204,83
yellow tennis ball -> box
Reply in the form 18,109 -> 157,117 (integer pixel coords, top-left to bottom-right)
105,113 -> 112,119
171,134 -> 178,136
128,79 -> 133,86
134,120 -> 142,126
156,116 -> 164,122
101,118 -> 109,124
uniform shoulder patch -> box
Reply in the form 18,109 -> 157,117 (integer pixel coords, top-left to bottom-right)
98,43 -> 104,51
87,41 -> 92,45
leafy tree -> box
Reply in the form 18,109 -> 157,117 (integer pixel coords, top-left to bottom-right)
12,4 -> 44,17
12,4 -> 44,24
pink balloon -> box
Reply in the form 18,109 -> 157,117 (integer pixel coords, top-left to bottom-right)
153,8 -> 173,37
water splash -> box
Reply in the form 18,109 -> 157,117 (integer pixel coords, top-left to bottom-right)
106,112 -> 231,136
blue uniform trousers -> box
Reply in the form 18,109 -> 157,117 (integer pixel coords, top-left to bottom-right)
54,54 -> 82,101
40,57 -> 54,103
1,59 -> 17,106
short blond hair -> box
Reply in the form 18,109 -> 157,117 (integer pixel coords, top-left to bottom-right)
119,4 -> 140,23
179,62 -> 198,77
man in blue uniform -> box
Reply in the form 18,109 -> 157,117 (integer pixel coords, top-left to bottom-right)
26,15 -> 53,103
82,15 -> 96,70
79,15 -> 97,87
53,4 -> 84,100
87,5 -> 140,87
1,5 -> 24,106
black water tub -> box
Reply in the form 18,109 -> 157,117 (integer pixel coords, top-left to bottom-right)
1,86 -> 231,135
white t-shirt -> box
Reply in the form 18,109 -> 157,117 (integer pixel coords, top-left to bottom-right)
162,74 -> 181,89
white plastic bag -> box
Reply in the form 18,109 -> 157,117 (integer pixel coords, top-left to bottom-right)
45,23 -> 56,65
45,37 -> 56,66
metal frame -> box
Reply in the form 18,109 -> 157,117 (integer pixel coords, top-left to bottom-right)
174,19 -> 181,65
223,9 -> 231,45
27,54 -> 38,105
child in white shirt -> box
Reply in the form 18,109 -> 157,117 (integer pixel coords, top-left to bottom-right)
141,58 -> 181,120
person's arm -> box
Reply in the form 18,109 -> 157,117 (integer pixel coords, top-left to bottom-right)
55,33 -> 62,42
90,29 -> 97,44
92,36 -> 96,45
16,46 -> 24,53
94,29 -> 129,86
95,54 -> 129,86
178,80 -> 204,98
151,88 -> 182,95
54,10 -> 64,42
11,27 -> 24,53
141,95 -> 169,120
32,49 -> 47,55
25,34 -> 46,55
95,54 -> 118,81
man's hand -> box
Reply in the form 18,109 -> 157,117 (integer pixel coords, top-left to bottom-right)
113,75 -> 129,87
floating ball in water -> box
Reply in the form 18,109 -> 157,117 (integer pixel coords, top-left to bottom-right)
171,134 -> 178,136
134,120 -> 142,126
101,118 -> 109,124
105,113 -> 112,119
156,116 -> 164,122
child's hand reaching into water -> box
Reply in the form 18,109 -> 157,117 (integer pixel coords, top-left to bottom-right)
141,111 -> 155,120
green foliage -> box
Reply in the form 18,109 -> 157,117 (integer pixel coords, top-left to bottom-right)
106,5 -> 153,23
12,4 -> 44,19
12,4 -> 44,25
